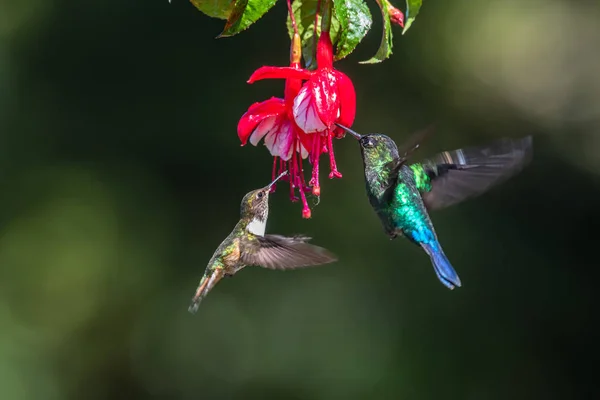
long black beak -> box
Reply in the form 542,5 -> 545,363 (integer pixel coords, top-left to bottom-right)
335,123 -> 362,139
267,170 -> 288,189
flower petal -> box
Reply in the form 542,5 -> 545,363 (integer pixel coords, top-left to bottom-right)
293,84 -> 327,133
333,72 -> 356,138
310,69 -> 340,128
297,141 -> 309,159
248,66 -> 312,84
250,116 -> 276,146
264,120 -> 295,161
277,121 -> 295,161
264,128 -> 277,155
237,97 -> 285,144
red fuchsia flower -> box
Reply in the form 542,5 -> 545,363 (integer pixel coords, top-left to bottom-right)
246,30 -> 356,197
237,33 -> 313,219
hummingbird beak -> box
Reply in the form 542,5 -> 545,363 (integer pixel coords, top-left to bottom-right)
335,123 -> 362,140
267,170 -> 288,190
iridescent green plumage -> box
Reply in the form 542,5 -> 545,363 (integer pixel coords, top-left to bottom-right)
410,164 -> 432,192
336,123 -> 532,289
390,166 -> 435,243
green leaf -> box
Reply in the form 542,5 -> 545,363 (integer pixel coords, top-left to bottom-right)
332,0 -> 372,60
286,0 -> 341,70
359,0 -> 393,64
190,0 -> 234,19
218,0 -> 278,37
402,0 -> 422,34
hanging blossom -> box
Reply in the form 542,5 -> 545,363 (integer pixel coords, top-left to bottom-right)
237,32 -> 313,218
248,28 -> 356,197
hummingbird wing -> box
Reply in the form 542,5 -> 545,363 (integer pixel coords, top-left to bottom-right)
418,136 -> 533,210
397,124 -> 436,163
241,235 -> 337,270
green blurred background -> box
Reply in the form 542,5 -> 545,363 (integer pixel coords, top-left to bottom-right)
1,0 -> 599,399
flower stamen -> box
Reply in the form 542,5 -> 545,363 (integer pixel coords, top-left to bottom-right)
326,131 -> 342,179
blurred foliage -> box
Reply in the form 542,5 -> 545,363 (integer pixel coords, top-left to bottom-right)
0,0 -> 599,399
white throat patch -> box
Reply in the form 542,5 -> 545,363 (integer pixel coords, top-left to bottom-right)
247,217 -> 266,236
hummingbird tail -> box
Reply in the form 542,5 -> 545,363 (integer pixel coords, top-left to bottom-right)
188,268 -> 225,314
420,242 -> 462,290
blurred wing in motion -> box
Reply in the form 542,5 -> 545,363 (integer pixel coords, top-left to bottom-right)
242,235 -> 338,270
398,124 -> 436,163
419,136 -> 533,210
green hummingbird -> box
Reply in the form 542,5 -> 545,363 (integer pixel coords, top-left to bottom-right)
336,123 -> 533,289
188,171 -> 337,313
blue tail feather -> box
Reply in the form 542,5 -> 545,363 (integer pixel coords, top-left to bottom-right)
420,241 -> 462,289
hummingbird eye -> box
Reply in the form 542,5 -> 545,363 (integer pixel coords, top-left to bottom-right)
256,191 -> 265,199
362,137 -> 375,148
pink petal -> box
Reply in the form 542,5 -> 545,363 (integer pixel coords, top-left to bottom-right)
264,120 -> 295,161
248,66 -> 312,84
238,98 -> 285,144
293,84 -> 327,133
249,116 -> 276,146
264,129 -> 277,156
277,121 -> 295,161
297,141 -> 309,159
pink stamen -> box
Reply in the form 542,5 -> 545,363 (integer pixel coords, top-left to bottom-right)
299,154 -> 311,192
271,156 -> 279,192
292,142 -> 311,218
280,158 -> 286,179
272,157 -> 278,182
310,135 -> 321,196
327,132 -> 342,179
289,150 -> 299,202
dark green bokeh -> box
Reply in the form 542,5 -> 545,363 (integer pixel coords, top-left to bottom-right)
1,0 -> 599,399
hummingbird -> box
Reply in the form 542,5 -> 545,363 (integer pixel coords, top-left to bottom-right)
336,123 -> 533,289
188,171 -> 337,313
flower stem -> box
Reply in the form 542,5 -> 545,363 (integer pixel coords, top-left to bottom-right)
320,0 -> 332,34
313,0 -> 321,41
286,0 -> 302,66
286,0 -> 299,36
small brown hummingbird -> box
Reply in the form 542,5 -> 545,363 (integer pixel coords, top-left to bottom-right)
188,171 -> 337,313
